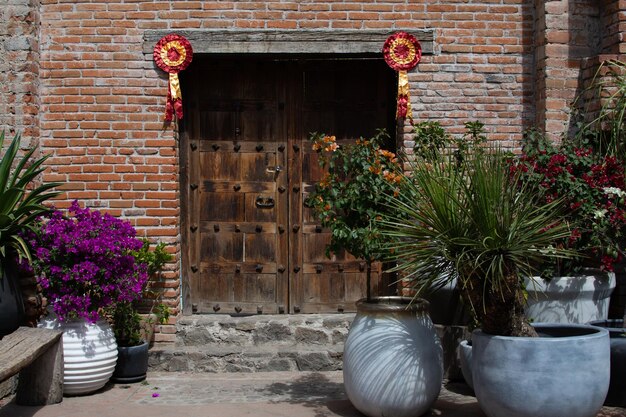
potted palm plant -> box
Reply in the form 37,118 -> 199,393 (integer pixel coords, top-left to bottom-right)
380,136 -> 610,417
110,240 -> 172,383
306,131 -> 443,417
0,131 -> 60,337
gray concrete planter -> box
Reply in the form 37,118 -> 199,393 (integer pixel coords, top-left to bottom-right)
472,323 -> 610,417
343,297 -> 443,417
524,270 -> 615,324
458,339 -> 473,391
589,319 -> 626,407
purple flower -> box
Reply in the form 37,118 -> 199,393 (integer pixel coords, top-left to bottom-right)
30,201 -> 149,322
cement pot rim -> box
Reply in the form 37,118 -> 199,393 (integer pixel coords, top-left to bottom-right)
472,322 -> 609,341
355,296 -> 429,314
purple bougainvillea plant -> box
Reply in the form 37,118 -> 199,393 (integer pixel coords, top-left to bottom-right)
27,201 -> 148,322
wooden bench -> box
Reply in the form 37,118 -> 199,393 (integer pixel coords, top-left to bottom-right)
0,327 -> 63,405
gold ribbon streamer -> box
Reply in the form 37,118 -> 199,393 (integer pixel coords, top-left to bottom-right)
169,73 -> 182,100
398,70 -> 412,120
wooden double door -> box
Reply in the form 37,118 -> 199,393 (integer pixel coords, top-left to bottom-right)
181,56 -> 396,314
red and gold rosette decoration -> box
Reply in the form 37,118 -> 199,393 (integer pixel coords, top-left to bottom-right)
383,32 -> 421,123
153,34 -> 193,122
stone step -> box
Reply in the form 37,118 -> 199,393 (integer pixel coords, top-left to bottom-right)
149,314 -> 469,378
173,314 -> 352,348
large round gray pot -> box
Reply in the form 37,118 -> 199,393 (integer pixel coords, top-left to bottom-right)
589,319 -> 626,407
472,323 -> 610,417
343,297 -> 443,417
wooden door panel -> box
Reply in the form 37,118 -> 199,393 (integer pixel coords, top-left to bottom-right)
200,193 -> 244,222
294,59 -> 394,313
240,152 -> 277,181
200,152 -> 240,181
234,274 -> 277,303
185,59 -> 288,315
184,57 -> 393,315
244,195 -> 276,222
245,234 -> 277,262
201,233 -> 243,263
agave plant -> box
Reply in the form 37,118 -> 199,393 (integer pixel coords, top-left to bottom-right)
380,147 -> 575,336
0,131 -> 60,273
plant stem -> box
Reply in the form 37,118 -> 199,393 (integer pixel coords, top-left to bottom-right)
366,259 -> 372,302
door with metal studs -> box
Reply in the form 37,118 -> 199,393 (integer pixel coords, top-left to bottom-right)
181,56 -> 395,314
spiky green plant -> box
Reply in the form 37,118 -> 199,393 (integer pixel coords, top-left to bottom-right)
0,132 -> 60,273
380,148 -> 575,336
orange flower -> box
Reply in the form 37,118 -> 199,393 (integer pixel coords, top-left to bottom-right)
312,141 -> 322,151
324,142 -> 339,152
378,149 -> 396,160
369,165 -> 382,175
323,135 -> 336,143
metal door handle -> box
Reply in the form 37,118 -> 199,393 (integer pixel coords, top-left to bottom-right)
255,196 -> 275,208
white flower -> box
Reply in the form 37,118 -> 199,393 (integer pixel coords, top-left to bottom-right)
594,209 -> 608,219
603,187 -> 626,197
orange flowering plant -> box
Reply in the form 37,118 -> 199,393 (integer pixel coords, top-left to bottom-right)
305,130 -> 402,300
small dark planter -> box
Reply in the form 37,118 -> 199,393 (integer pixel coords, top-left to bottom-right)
112,340 -> 149,383
589,319 -> 626,407
0,260 -> 25,338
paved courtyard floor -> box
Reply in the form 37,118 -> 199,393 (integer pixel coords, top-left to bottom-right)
0,371 -> 625,417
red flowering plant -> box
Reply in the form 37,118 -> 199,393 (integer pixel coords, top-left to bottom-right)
511,129 -> 626,274
26,201 -> 148,322
305,130 -> 403,301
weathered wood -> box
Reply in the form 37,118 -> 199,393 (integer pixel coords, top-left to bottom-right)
0,327 -> 63,405
143,29 -> 435,55
16,335 -> 63,405
182,56 -> 396,315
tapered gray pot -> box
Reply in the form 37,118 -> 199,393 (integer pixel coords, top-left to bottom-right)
112,341 -> 149,383
589,319 -> 626,407
472,323 -> 610,417
343,297 -> 443,417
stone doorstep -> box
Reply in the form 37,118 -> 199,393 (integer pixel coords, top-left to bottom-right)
148,345 -> 344,373
175,313 -> 353,348
149,314 -> 469,379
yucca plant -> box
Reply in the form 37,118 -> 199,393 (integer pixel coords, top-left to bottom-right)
0,131 -> 60,274
380,147 -> 575,336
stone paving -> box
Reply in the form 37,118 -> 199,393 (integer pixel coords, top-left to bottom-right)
0,371 -> 625,417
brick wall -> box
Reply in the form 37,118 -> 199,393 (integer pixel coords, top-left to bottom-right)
1,0 -> 623,342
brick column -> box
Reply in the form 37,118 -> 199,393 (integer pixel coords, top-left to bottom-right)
0,0 -> 40,145
535,0 -> 603,142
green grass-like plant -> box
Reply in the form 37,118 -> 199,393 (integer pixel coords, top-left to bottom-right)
0,131 -> 60,273
381,146 -> 575,336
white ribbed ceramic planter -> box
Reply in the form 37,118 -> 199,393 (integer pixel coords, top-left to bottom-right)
343,297 -> 443,417
40,317 -> 117,395
524,270 -> 616,324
